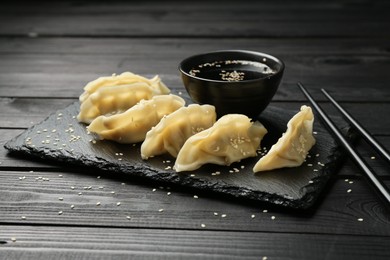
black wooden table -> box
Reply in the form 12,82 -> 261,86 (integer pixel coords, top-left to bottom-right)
1,1 -> 389,259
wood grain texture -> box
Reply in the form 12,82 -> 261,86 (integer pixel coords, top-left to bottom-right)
0,168 -> 389,235
0,37 -> 389,101
1,225 -> 389,260
0,1 -> 389,37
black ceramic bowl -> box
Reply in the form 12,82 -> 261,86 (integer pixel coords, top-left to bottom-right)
179,50 -> 284,118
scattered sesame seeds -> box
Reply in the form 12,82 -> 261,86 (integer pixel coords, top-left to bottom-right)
357,218 -> 364,222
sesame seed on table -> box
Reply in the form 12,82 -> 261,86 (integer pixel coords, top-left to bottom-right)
0,0 -> 390,259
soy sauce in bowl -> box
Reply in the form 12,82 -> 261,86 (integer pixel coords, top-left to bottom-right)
189,60 -> 275,82
179,50 -> 284,118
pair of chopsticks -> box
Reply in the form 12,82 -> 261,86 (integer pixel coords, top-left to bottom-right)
298,82 -> 390,205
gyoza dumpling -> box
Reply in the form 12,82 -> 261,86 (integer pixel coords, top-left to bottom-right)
253,105 -> 315,173
141,104 -> 217,159
174,114 -> 268,172
79,72 -> 170,103
78,82 -> 157,124
88,94 -> 185,143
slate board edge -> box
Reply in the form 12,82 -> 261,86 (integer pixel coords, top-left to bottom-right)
4,104 -> 352,210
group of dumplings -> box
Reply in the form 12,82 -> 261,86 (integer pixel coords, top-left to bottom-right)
78,72 -> 316,173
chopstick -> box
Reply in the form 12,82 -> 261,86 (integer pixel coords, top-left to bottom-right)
321,88 -> 390,164
297,82 -> 390,205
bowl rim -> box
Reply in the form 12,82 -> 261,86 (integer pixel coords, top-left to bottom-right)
179,49 -> 285,83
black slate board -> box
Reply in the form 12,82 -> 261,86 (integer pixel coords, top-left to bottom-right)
4,102 -> 351,209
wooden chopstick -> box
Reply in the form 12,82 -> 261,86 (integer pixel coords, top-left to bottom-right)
297,82 -> 390,205
321,88 -> 390,164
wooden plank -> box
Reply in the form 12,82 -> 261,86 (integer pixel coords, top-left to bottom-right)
0,1 -> 389,37
0,169 -> 389,235
0,225 -> 389,260
0,38 -> 389,101
0,98 -> 389,134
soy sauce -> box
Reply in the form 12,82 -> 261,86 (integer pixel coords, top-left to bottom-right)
189,60 -> 275,81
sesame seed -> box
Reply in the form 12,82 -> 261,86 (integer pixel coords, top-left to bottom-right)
111,191 -> 115,194
193,195 -> 199,199
126,216 -> 131,220
58,174 -> 63,178
345,179 -> 349,182
58,197 -> 63,201
347,189 -> 352,193
71,186 -> 75,190
308,180 -> 314,184
152,188 -> 156,192
21,216 -> 26,220
70,205 -> 75,209
167,192 -> 171,196
201,224 -> 206,228
11,237 -> 16,242
263,210 -> 268,213
117,202 -> 121,206
349,181 -> 354,184
251,214 -> 256,219
357,218 -> 364,222
221,214 -> 227,218
271,216 -> 276,220
78,192 -> 83,196
121,183 -> 126,185
97,176 -> 101,179
313,169 -> 318,172
262,257 -> 268,260
96,202 -> 101,206
190,174 -> 196,177
158,209 -> 164,212
58,211 -> 63,215
213,212 -> 218,216
371,156 -> 376,160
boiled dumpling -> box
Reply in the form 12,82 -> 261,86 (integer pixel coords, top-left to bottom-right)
78,82 -> 159,124
79,72 -> 170,103
174,114 -> 268,172
87,94 -> 185,143
253,105 -> 316,172
141,104 -> 217,159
